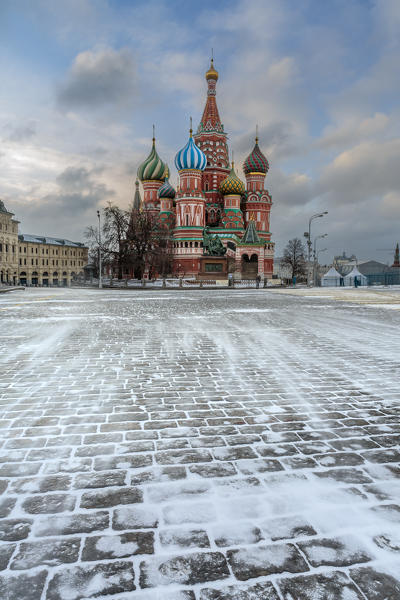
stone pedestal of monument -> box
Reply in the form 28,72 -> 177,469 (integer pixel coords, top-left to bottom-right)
198,256 -> 228,280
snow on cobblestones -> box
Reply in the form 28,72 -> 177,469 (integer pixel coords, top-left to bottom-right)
0,286 -> 400,598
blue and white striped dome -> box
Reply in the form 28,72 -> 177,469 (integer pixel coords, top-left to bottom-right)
175,133 -> 207,172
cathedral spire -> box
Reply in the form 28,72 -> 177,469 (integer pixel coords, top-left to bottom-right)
197,57 -> 223,134
392,242 -> 400,267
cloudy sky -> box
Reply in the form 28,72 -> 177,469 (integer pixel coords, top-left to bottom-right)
1,0 -> 399,262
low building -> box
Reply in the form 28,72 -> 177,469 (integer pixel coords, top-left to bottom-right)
0,200 -> 88,286
0,200 -> 19,284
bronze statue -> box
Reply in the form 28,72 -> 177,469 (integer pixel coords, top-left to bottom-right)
203,227 -> 227,256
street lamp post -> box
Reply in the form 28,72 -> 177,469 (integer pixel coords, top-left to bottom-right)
97,210 -> 102,289
313,233 -> 328,286
305,211 -> 328,286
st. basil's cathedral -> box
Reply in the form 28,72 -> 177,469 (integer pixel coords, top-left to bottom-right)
135,59 -> 275,280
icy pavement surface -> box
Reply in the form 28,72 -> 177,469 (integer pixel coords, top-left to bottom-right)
1,287 -> 400,600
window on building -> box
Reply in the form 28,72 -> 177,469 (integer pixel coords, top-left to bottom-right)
0,243 -> 2,252
24,247 -> 26,253
46,248 -> 48,254
24,258 -> 26,265
31,259 -> 34,265
35,247 -> 38,254
185,215 -> 189,226
6,244 -> 8,252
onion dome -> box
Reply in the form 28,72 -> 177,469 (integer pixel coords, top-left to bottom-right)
243,137 -> 269,175
157,177 -> 176,199
219,162 -> 245,195
175,128 -> 207,171
206,58 -> 218,81
137,136 -> 168,182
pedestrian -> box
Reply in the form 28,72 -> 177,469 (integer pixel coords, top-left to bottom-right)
256,274 -> 261,289
293,276 -> 296,287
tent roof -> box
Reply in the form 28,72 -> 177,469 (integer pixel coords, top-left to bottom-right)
323,267 -> 342,278
346,266 -> 365,277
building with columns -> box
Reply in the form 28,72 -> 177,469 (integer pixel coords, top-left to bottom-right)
0,200 -> 88,286
136,59 -> 275,280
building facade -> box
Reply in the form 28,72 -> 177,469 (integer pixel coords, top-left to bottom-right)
0,200 -> 19,284
0,200 -> 88,286
135,59 -> 275,280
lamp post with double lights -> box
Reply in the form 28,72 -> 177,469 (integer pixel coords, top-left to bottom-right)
97,210 -> 102,289
304,211 -> 328,286
313,233 -> 328,286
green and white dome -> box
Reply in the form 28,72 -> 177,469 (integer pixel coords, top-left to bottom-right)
137,137 -> 168,182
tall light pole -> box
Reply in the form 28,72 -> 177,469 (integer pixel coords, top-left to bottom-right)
313,233 -> 328,286
97,210 -> 102,289
304,211 -> 328,286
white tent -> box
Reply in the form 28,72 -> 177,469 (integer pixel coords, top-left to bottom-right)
344,266 -> 367,287
321,266 -> 342,287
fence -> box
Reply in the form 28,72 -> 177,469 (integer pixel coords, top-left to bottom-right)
73,278 -> 274,289
365,272 -> 400,286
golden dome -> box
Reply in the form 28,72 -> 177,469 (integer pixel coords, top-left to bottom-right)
206,58 -> 218,81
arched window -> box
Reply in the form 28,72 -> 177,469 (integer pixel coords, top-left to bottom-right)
186,215 -> 189,226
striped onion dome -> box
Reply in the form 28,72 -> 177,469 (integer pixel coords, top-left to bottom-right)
219,163 -> 245,195
137,138 -> 168,182
243,138 -> 269,175
157,177 -> 176,199
175,130 -> 207,172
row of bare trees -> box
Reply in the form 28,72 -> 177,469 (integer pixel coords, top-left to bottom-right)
85,204 -> 172,280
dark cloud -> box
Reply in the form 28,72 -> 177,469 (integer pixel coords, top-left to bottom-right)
57,47 -> 137,110
4,121 -> 37,142
233,121 -> 304,163
15,165 -> 115,240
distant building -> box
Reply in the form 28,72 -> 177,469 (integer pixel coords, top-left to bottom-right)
0,200 -> 88,286
333,251 -> 358,275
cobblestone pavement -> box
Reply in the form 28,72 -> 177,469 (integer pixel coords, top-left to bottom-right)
1,287 -> 400,600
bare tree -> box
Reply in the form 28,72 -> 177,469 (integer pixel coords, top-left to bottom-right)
85,204 -> 173,280
281,238 -> 306,280
85,203 -> 130,280
126,209 -> 172,279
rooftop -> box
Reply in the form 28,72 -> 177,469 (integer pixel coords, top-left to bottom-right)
19,233 -> 87,248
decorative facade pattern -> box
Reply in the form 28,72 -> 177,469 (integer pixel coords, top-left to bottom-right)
133,59 -> 275,279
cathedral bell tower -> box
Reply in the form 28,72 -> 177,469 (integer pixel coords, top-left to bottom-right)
194,58 -> 230,225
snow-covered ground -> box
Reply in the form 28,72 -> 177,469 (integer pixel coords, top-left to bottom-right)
0,287 -> 399,599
